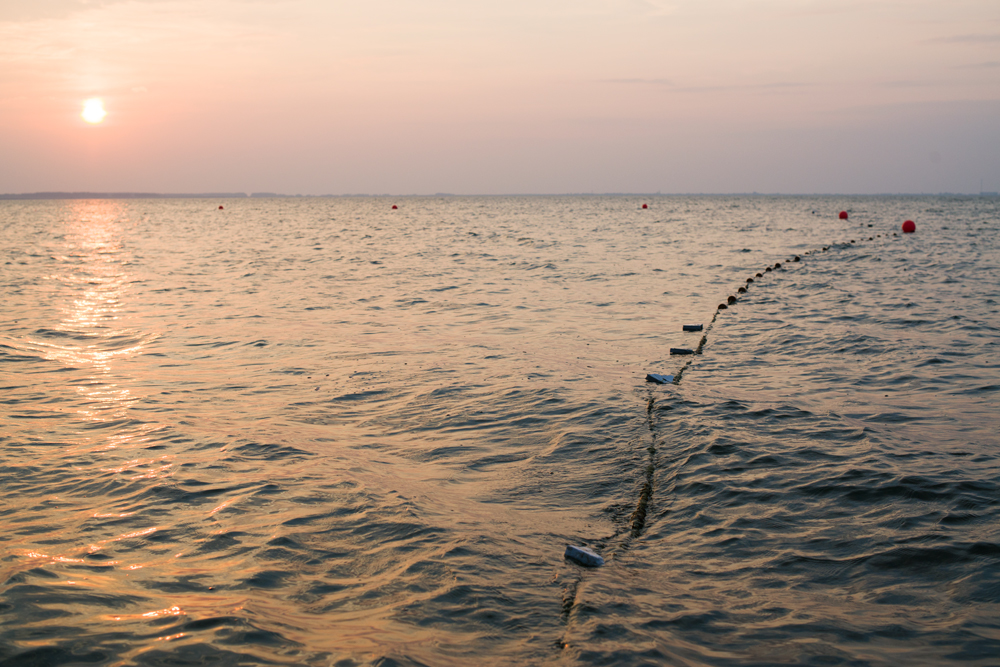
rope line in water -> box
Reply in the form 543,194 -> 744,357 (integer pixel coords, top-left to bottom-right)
557,227 -> 905,650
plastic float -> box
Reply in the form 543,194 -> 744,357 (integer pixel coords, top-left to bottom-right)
645,373 -> 674,384
682,324 -> 703,332
902,220 -> 916,233
565,545 -> 604,567
670,348 -> 694,355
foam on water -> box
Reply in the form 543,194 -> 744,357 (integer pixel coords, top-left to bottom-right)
1,196 -> 998,665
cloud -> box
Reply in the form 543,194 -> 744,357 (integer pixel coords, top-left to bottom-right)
600,79 -> 809,94
674,82 -> 809,94
954,61 -> 1000,69
879,80 -> 935,88
930,33 -> 1000,44
0,0 -> 130,23
601,78 -> 673,86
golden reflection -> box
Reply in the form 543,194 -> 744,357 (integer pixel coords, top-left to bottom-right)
34,200 -> 161,452
141,605 -> 184,619
100,455 -> 172,480
208,495 -> 243,515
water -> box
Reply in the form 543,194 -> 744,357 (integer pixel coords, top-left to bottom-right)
1,195 -> 998,666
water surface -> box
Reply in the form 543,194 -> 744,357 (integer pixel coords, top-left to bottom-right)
1,196 -> 998,665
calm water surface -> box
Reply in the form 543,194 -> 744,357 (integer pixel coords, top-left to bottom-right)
1,196 -> 998,665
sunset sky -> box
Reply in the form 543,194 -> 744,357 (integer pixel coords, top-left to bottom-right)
1,0 -> 998,195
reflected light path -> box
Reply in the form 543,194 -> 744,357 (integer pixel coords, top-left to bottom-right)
38,200 -> 161,451
6,201 -> 172,598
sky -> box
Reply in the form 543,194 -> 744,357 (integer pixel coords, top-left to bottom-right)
1,0 -> 998,195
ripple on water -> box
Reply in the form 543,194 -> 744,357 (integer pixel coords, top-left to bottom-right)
1,196 -> 999,664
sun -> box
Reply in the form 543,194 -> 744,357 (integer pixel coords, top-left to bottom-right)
82,98 -> 107,124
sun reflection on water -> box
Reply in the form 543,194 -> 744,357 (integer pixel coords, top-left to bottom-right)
36,200 -> 161,450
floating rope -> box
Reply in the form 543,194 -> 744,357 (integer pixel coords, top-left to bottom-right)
557,225 -> 906,650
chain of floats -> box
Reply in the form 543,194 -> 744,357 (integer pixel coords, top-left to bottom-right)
558,225 -> 906,648
634,227 -> 904,536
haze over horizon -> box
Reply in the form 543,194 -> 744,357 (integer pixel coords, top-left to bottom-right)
2,0 -> 998,196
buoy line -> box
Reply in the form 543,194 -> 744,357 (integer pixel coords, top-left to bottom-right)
557,219 -> 916,650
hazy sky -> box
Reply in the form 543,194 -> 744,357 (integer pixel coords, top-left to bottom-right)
2,0 -> 998,194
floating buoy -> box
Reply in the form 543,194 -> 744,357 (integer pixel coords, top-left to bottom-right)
793,256 -> 800,262
218,205 -> 224,210
392,205 -> 398,210
718,303 -> 728,310
670,348 -> 694,355
746,278 -> 754,283
642,203 -> 648,209
727,295 -> 737,304
756,272 -> 763,277
565,545 -> 604,567
839,211 -> 848,220
737,286 -> 746,294
645,373 -> 674,384
682,324 -> 703,332
765,267 -> 772,272
902,220 -> 916,233
774,262 -> 781,269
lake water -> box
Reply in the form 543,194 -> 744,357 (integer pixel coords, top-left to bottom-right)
1,195 -> 998,665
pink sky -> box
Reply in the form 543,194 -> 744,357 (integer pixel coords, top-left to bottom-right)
1,0 -> 998,194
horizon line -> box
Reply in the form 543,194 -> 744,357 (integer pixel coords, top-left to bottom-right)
2,191 -> 995,200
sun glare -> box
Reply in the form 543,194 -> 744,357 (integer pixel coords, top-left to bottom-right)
82,98 -> 107,124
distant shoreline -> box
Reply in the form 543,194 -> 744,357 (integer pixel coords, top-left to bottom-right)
0,192 -> 260,200
1,192 -> 996,200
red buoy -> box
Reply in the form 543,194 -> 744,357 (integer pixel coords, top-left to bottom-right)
902,219 -> 916,233
642,203 -> 648,209
391,205 -> 398,210
839,211 -> 848,220
218,205 -> 224,210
